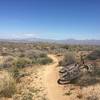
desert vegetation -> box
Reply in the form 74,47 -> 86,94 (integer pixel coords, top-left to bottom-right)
0,70 -> 16,97
86,50 -> 100,60
59,52 -> 76,66
0,41 -> 100,100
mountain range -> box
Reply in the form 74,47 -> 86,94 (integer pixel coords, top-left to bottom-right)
0,38 -> 100,45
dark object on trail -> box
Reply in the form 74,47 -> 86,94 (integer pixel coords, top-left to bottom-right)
58,63 -> 94,85
58,64 -> 80,84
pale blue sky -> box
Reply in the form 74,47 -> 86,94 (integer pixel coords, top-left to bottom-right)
0,0 -> 100,40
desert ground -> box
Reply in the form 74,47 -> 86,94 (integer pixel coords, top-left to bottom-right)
0,42 -> 100,100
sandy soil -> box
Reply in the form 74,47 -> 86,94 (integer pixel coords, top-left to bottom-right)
44,55 -> 68,100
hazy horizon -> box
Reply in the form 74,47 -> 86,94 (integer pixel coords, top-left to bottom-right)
0,0 -> 100,40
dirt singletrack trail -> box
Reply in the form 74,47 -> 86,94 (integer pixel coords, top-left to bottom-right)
44,55 -> 68,100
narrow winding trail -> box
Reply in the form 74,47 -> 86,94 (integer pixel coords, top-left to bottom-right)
44,55 -> 68,100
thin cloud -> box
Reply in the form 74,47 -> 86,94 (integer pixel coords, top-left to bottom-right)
22,33 -> 36,37
11,33 -> 38,39
0,32 -> 41,39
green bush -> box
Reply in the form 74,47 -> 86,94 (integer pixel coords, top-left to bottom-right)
13,58 -> 32,68
37,57 -> 53,65
32,56 -> 52,65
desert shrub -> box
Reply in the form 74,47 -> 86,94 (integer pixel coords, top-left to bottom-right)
10,67 -> 20,78
0,63 -> 12,68
51,48 -> 67,54
12,94 -> 21,100
0,70 -> 16,97
0,56 -> 14,68
3,56 -> 14,62
86,50 -> 100,60
36,57 -> 53,65
59,52 -> 76,66
21,91 -> 33,100
12,51 -> 52,67
1,52 -> 9,56
32,56 -> 52,65
13,58 -> 32,68
19,53 -> 26,57
86,95 -> 99,100
61,45 -> 69,50
13,91 -> 33,100
10,67 -> 30,83
24,50 -> 53,65
25,50 -> 47,59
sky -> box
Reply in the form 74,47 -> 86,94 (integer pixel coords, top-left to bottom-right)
0,0 -> 100,40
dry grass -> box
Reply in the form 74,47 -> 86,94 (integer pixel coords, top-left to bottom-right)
0,70 -> 16,97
